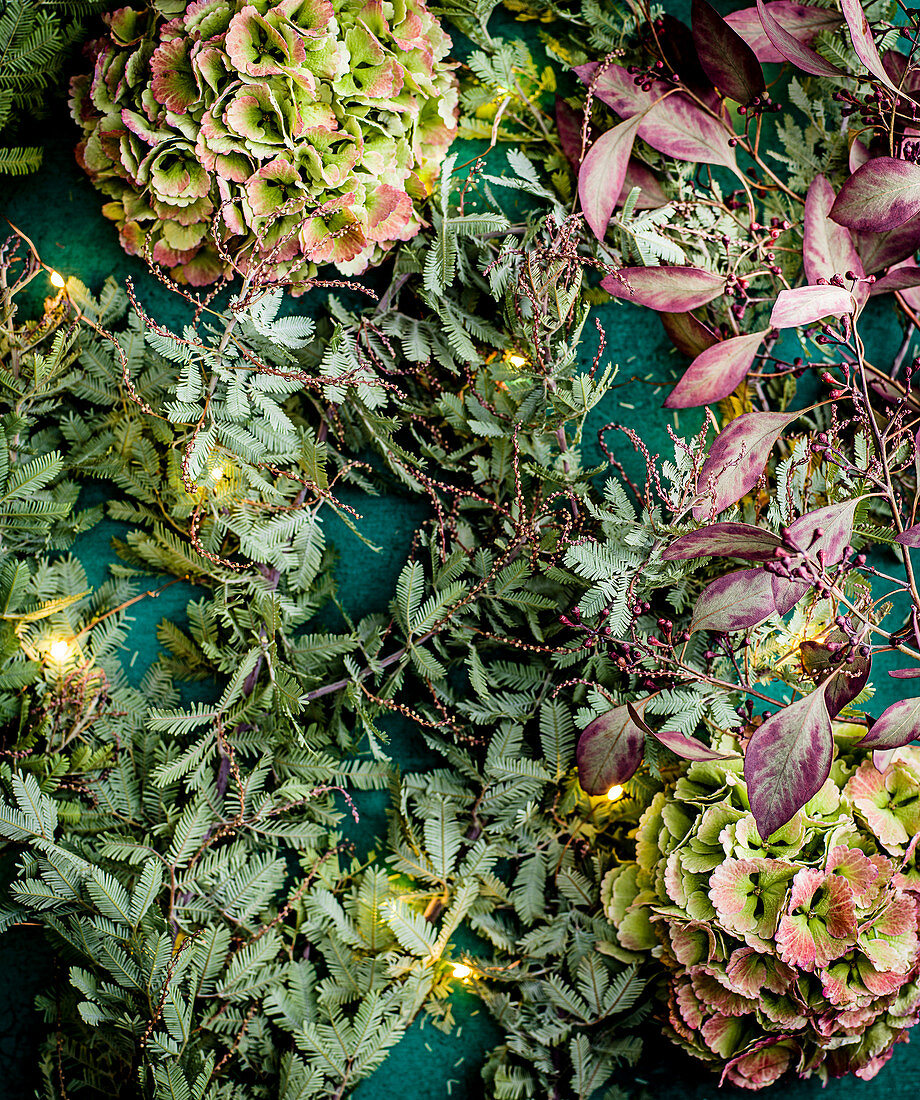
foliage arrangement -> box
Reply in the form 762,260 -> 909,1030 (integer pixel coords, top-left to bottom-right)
69,0 -> 459,286
6,0 -> 920,1095
605,739 -> 920,1089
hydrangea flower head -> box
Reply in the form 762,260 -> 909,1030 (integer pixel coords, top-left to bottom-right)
603,743 -> 920,1089
70,0 -> 458,286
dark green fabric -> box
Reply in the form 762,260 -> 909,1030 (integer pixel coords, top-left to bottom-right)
0,37 -> 916,1100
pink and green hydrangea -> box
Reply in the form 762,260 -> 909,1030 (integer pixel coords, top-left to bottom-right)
70,0 -> 458,287
602,739 -> 920,1090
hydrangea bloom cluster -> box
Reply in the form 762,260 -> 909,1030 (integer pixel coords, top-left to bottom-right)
70,0 -> 458,285
602,741 -> 920,1090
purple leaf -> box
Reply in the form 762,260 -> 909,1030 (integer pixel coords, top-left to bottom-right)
755,0 -> 846,77
638,93 -> 739,172
693,410 -> 798,519
831,157 -> 920,233
664,329 -> 768,409
601,266 -> 726,312
771,575 -> 811,614
849,138 -> 871,173
785,500 -> 859,565
690,568 -> 777,633
574,62 -> 661,117
657,14 -> 717,99
576,699 -> 648,794
803,175 -> 866,307
769,285 -> 855,328
745,686 -> 833,839
578,115 -> 642,241
799,630 -> 873,719
895,524 -> 920,547
874,748 -> 896,771
620,161 -> 669,209
626,702 -> 738,761
869,260 -> 920,297
860,698 -> 920,749
840,0 -> 899,93
856,215 -> 920,273
725,3 -> 842,63
555,97 -> 590,171
663,522 -> 783,561
890,667 -> 920,679
692,0 -> 766,104
659,311 -> 720,358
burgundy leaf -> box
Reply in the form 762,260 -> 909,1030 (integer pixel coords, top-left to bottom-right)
662,522 -> 783,561
785,500 -> 859,565
769,284 -> 855,328
626,702 -> 738,761
693,410 -> 798,519
869,260 -> 920,297
745,685 -> 833,839
890,667 -> 920,679
831,157 -> 920,232
860,698 -> 920,749
657,13 -> 716,99
823,653 -> 871,718
690,568 -> 777,634
856,215 -> 920,273
574,62 -> 738,172
620,160 -> 669,209
578,115 -> 642,241
659,310 -> 720,357
725,3 -> 842,63
601,266 -> 726,311
895,524 -> 920,547
755,0 -> 845,77
840,0 -> 898,93
576,698 -> 648,794
664,329 -> 768,408
692,0 -> 766,104
771,575 -> 811,614
555,97 -> 589,171
803,175 -> 866,307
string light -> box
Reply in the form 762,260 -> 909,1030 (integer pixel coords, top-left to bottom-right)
507,353 -> 527,368
47,639 -> 74,662
451,963 -> 472,979
606,784 -> 625,801
211,466 -> 226,482
48,271 -> 66,289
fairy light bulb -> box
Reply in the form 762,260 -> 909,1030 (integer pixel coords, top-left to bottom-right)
211,466 -> 225,482
606,784 -> 625,801
48,639 -> 73,662
452,964 -> 472,979
507,353 -> 527,368
49,271 -> 66,289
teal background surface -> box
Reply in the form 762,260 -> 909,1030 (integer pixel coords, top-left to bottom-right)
0,7 -> 917,1097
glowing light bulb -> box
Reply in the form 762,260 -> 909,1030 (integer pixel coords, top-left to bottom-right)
211,466 -> 225,482
507,354 -> 527,368
452,964 -> 472,979
48,639 -> 73,662
49,271 -> 66,289
606,784 -> 625,801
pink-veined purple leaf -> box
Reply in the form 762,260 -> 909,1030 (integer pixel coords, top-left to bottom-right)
601,266 -> 726,312
620,161 -> 668,209
556,97 -> 589,170
895,524 -> 920,547
824,653 -> 871,718
664,329 -> 768,408
771,575 -> 811,614
576,698 -> 649,794
660,311 -> 720,358
890,667 -> 920,679
692,0 -> 766,104
849,138 -> 870,173
574,62 -> 661,117
663,522 -> 784,561
869,259 -> 920,297
831,157 -> 920,232
626,702 -> 739,761
859,698 -> 920,749
785,500 -> 860,565
873,748 -> 896,771
578,115 -> 642,241
856,215 -> 920,273
690,568 -> 777,633
769,284 -> 855,328
840,0 -> 899,93
693,410 -> 798,519
754,0 -> 846,77
745,685 -> 833,839
803,175 -> 866,307
725,3 -> 842,63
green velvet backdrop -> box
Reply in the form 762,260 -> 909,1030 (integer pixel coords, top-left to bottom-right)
0,4 -> 915,1096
